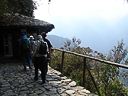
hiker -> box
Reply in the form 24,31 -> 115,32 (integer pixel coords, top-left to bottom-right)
41,32 -> 53,74
32,35 -> 48,84
29,35 -> 35,54
29,35 -> 35,67
19,33 -> 32,71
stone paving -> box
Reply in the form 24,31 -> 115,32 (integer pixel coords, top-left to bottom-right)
0,62 -> 98,96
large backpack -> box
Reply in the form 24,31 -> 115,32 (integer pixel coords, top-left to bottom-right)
38,40 -> 47,55
21,39 -> 29,50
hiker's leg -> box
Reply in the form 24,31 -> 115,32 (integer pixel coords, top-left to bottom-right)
34,57 -> 38,80
29,50 -> 32,67
22,52 -> 26,70
45,57 -> 48,74
27,51 -> 31,69
39,56 -> 46,83
30,59 -> 32,68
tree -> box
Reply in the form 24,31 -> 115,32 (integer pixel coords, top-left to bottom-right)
63,36 -> 81,51
0,0 -> 37,17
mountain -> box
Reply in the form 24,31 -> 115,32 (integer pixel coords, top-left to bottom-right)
47,35 -> 71,48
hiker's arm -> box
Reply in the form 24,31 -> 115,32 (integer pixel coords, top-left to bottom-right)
47,39 -> 52,58
49,47 -> 52,57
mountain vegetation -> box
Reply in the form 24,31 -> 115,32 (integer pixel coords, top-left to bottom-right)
0,0 -> 37,17
0,0 -> 52,18
50,36 -> 128,96
0,0 -> 38,25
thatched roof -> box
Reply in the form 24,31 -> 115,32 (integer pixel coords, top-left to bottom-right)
0,13 -> 55,32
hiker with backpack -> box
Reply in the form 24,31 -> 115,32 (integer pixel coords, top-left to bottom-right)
19,33 -> 32,71
41,32 -> 53,74
32,35 -> 48,84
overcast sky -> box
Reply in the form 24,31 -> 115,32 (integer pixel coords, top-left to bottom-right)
34,0 -> 128,54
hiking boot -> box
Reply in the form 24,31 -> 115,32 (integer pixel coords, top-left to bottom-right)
42,81 -> 45,84
29,67 -> 32,69
34,77 -> 38,81
24,67 -> 26,71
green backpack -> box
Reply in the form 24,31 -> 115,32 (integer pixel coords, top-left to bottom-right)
21,39 -> 29,50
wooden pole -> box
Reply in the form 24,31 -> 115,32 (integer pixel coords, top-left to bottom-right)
86,66 -> 101,96
60,51 -> 65,74
83,57 -> 86,87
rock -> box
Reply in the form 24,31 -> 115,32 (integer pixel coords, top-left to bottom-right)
57,88 -> 65,94
68,81 -> 76,87
81,89 -> 91,94
61,79 -> 72,83
65,90 -> 75,94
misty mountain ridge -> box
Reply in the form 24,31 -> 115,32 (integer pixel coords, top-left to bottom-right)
47,35 -> 70,48
47,35 -> 77,49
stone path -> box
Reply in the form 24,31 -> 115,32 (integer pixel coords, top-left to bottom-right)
0,62 -> 98,96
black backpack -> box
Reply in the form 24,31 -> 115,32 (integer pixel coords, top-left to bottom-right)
39,40 -> 47,55
21,39 -> 29,50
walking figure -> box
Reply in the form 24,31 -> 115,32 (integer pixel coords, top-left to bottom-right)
19,33 -> 32,71
33,35 -> 48,84
41,32 -> 53,74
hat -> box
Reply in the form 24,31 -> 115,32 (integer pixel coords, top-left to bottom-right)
29,35 -> 34,40
22,33 -> 26,35
22,35 -> 28,39
37,35 -> 42,40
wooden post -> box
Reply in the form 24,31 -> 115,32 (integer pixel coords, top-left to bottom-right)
86,66 -> 101,96
60,51 -> 65,74
83,57 -> 86,87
